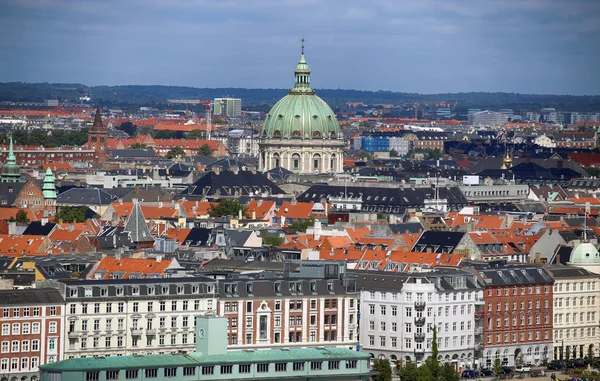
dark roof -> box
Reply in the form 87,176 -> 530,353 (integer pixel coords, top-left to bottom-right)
180,170 -> 285,197
22,221 -> 56,236
388,222 -> 424,234
559,229 -> 598,242
0,182 -> 26,206
57,188 -> 117,205
201,258 -> 285,272
411,231 -> 466,253
474,264 -> 554,286
266,166 -> 294,181
298,185 -> 467,213
183,228 -> 212,246
0,288 -> 64,306
545,266 -> 600,279
206,158 -> 250,171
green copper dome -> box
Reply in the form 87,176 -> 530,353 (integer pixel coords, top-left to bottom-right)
42,168 -> 57,199
262,47 -> 340,140
569,241 -> 600,264
1,135 -> 21,183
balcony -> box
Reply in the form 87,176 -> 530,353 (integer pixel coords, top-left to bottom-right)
475,327 -> 483,335
415,317 -> 426,326
146,329 -> 157,336
474,311 -> 484,320
130,328 -> 143,336
414,347 -> 425,353
414,301 -> 426,310
68,331 -> 80,339
414,332 -> 425,340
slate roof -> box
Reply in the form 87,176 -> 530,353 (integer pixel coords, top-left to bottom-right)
216,277 -> 351,298
411,231 -> 466,253
545,266 -> 600,279
96,226 -> 133,249
183,228 -> 212,246
474,264 -> 554,286
57,188 -> 117,205
0,182 -> 26,206
180,170 -> 285,197
297,185 -> 467,213
0,288 -> 64,306
123,202 -> 154,243
22,221 -> 56,236
201,258 -> 285,272
352,269 -> 480,293
388,222 -> 425,234
205,158 -> 250,171
266,166 -> 294,181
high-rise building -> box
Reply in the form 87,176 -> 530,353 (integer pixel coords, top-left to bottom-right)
467,111 -> 508,126
213,98 -> 242,118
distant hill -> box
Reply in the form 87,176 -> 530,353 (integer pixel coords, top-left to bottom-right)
1,82 -> 599,112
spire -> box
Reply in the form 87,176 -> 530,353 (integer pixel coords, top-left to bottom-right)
292,38 -> 313,93
124,201 -> 154,244
91,108 -> 104,132
1,135 -> 21,183
42,167 -> 57,199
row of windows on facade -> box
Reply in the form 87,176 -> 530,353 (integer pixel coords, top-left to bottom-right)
485,347 -> 549,360
554,281 -> 598,293
2,322 -> 56,336
554,296 -> 597,307
68,284 -> 214,298
70,300 -> 210,314
0,357 -> 42,373
72,315 -> 195,332
223,281 -> 336,295
554,327 -> 597,340
487,299 -> 551,312
366,291 -> 478,302
228,329 -> 342,345
368,320 -> 473,334
366,335 -> 470,349
368,304 -> 473,317
487,285 -> 550,296
83,360 -> 360,381
487,314 -> 550,329
70,334 -> 195,350
2,307 -> 56,318
486,330 -> 551,343
229,313 -> 341,329
1,338 -> 53,353
223,298 -> 348,313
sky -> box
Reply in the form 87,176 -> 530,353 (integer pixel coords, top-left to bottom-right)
1,0 -> 599,95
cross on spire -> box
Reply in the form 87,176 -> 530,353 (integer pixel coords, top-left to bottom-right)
301,37 -> 304,55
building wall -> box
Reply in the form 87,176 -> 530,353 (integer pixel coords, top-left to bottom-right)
552,275 -> 600,359
14,179 -> 46,212
482,283 -> 553,367
0,149 -> 96,168
0,302 -> 64,380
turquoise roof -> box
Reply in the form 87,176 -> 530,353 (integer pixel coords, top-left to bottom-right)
569,241 -> 600,263
1,135 -> 21,183
42,168 -> 57,199
40,347 -> 370,372
262,47 -> 340,139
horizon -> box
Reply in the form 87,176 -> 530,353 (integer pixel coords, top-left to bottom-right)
1,0 -> 599,95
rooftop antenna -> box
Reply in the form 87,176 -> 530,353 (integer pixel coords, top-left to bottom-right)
301,37 -> 305,55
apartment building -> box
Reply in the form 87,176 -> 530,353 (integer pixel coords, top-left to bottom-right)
216,261 -> 359,350
547,266 -> 600,360
477,263 -> 554,367
356,270 -> 483,370
0,289 -> 65,381
58,277 -> 218,359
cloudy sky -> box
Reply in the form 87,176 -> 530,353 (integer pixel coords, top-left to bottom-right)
1,0 -> 599,94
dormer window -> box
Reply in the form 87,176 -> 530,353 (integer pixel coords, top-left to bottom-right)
232,285 -> 238,294
246,284 -> 253,295
310,281 -> 316,293
225,284 -> 232,294
275,283 -> 281,294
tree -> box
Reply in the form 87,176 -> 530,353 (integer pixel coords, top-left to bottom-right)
185,129 -> 205,139
14,209 -> 28,224
154,130 -> 177,139
515,353 -> 524,368
416,364 -> 435,381
389,148 -> 399,157
208,199 -> 246,218
587,344 -> 594,365
131,143 -> 147,149
261,233 -> 284,247
56,206 -> 89,223
197,144 -> 213,156
439,363 -> 459,381
372,358 -> 392,381
398,361 -> 418,381
165,146 -> 186,159
425,325 -> 441,379
357,150 -> 372,160
493,358 -> 503,376
287,219 -> 315,232
358,121 -> 371,128
427,148 -> 443,160
565,346 -> 571,364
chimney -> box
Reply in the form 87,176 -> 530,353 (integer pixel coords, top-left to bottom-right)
535,252 -> 541,264
249,166 -> 257,174
555,252 -> 560,265
252,210 -> 256,219
525,154 -> 532,164
231,165 -> 239,175
557,160 -> 563,170
213,166 -> 221,176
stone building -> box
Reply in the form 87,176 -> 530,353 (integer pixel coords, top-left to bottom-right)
259,44 -> 344,174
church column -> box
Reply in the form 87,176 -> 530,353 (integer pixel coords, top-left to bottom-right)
287,151 -> 291,170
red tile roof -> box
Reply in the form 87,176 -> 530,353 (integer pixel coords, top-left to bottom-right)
88,257 -> 178,279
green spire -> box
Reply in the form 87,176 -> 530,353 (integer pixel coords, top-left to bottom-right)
292,38 -> 312,93
42,167 -> 57,199
1,135 -> 21,183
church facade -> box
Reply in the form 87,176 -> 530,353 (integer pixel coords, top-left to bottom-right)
259,45 -> 344,174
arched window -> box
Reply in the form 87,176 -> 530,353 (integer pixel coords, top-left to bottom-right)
273,153 -> 280,168
292,153 -> 300,170
313,154 -> 321,171
330,154 -> 337,171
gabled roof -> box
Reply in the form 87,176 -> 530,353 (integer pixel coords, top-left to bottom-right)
181,170 -> 285,196
246,199 -> 276,220
0,234 -> 47,256
57,188 -> 117,205
123,202 -> 154,243
87,257 -> 177,280
22,221 -> 56,236
411,231 -> 466,253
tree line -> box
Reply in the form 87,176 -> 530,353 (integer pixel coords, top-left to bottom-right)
0,129 -> 89,147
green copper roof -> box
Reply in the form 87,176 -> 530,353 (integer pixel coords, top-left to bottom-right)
40,347 -> 370,372
1,135 -> 21,183
569,241 -> 600,264
262,47 -> 340,139
42,167 -> 57,199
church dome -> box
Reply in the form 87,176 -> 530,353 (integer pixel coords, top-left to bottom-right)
569,241 -> 600,264
262,47 -> 340,140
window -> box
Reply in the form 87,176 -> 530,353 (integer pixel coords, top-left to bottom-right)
219,365 -> 233,374
126,370 -> 138,379
106,371 -> 119,380
164,368 -> 176,377
22,340 -> 29,352
183,367 -> 195,376
257,363 -> 269,372
1,324 -> 8,335
86,372 -> 100,381
94,303 -> 100,313
33,307 -> 40,316
12,323 -> 20,335
275,362 -> 287,372
11,340 -> 19,352
32,340 -> 39,351
311,361 -> 322,370
239,364 -> 251,373
145,369 -> 158,378
293,362 -> 305,371
49,321 -> 57,333
347,360 -> 358,369
329,361 -> 340,370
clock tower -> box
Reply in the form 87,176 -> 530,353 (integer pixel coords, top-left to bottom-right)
195,315 -> 228,355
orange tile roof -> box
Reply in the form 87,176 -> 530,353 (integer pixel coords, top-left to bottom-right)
180,201 -> 217,218
570,196 -> 600,205
276,201 -> 318,220
320,236 -> 352,249
109,202 -> 180,220
469,231 -> 500,244
41,162 -> 75,173
166,228 -> 192,244
318,247 -> 365,261
89,257 -> 177,279
246,200 -> 276,220
345,227 -> 371,242
0,235 -> 48,256
54,221 -> 99,235
49,229 -> 84,242
0,208 -> 42,222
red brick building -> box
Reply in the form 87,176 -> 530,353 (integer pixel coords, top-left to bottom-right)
0,289 -> 65,381
478,264 -> 554,367
85,108 -> 108,162
0,147 -> 95,168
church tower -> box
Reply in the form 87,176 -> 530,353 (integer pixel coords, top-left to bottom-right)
42,167 -> 57,215
1,135 -> 21,183
87,108 -> 107,162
